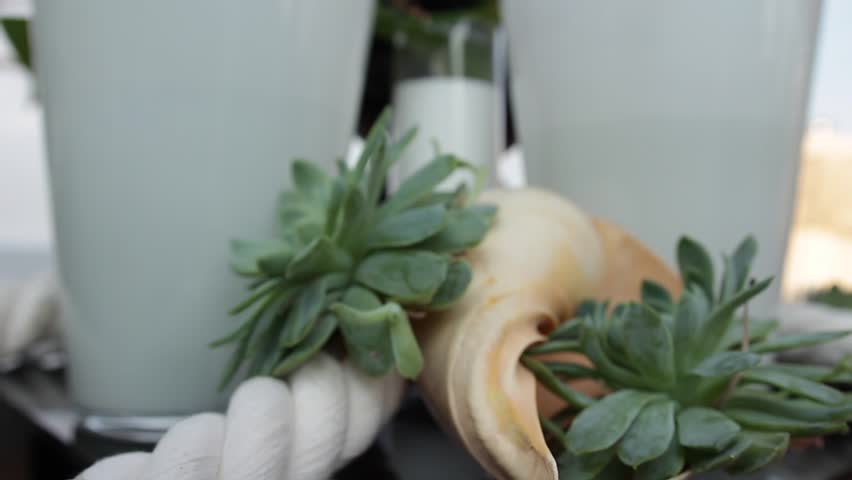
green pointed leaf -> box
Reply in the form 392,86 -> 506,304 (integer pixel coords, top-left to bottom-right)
378,154 -> 467,216
726,390 -> 852,423
522,356 -> 597,409
247,315 -> 287,374
367,126 -> 417,205
353,108 -> 391,182
341,285 -> 382,310
355,250 -> 449,303
641,280 -> 674,314
581,328 -> 644,390
719,236 -> 757,302
557,448 -> 615,480
673,288 -> 708,372
323,179 -> 346,236
567,389 -> 659,454
691,351 -> 761,377
526,340 -> 582,355
278,191 -> 323,229
387,306 -> 423,379
331,288 -> 394,376
335,187 -> 369,250
724,408 -> 849,435
689,434 -> 752,473
726,431 -> 789,474
210,321 -> 253,349
2,19 -> 31,70
367,204 -> 448,249
414,183 -> 468,209
247,286 -> 302,356
272,313 -> 338,376
216,286 -> 290,388
286,237 -> 353,280
292,221 -> 326,246
677,236 -> 715,301
550,320 -> 581,341
764,363 -> 836,382
330,294 -> 423,379
781,359 -> 852,384
603,308 -> 633,368
228,279 -> 281,315
417,204 -> 497,254
542,361 -> 600,379
751,330 -> 852,354
635,436 -> 685,480
617,400 -> 676,467
292,159 -> 333,205
698,277 -> 772,357
427,260 -> 473,310
256,248 -> 297,276
622,305 -> 676,385
541,414 -> 569,448
743,367 -> 847,404
677,407 -> 740,450
720,317 -> 779,350
279,277 -> 327,347
363,135 -> 386,204
219,332 -> 252,390
231,239 -> 293,276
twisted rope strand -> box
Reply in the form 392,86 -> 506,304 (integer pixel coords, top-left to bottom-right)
0,275 -> 405,480
77,353 -> 404,480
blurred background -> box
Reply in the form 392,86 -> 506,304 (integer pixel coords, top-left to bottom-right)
1,0 -> 851,479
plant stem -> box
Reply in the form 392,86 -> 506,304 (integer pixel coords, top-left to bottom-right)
717,279 -> 755,407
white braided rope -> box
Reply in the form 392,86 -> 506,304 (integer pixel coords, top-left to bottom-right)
76,353 -> 405,480
0,275 -> 405,479
0,273 -> 60,357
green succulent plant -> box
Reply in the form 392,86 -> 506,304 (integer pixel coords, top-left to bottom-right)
524,236 -> 852,480
808,285 -> 852,310
212,109 -> 496,387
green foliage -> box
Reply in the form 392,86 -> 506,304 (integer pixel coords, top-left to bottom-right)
808,285 -> 852,310
526,236 -> 852,479
1,19 -> 31,70
213,109 -> 496,387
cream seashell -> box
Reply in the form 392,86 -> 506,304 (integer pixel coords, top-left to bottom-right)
416,188 -> 680,480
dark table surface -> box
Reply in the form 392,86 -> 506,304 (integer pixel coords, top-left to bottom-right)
2,367 -> 852,480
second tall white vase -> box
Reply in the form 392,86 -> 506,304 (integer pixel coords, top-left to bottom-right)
34,0 -> 375,434
502,0 -> 822,311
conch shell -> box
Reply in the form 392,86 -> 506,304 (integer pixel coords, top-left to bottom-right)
416,188 -> 681,479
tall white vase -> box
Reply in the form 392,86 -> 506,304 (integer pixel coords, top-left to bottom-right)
501,0 -> 822,311
33,0 -> 375,432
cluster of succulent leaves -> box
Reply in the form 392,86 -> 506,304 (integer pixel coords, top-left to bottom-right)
212,109 -> 496,388
808,285 -> 852,310
524,236 -> 852,480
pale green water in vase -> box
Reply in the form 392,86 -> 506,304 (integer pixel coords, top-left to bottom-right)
33,0 -> 374,427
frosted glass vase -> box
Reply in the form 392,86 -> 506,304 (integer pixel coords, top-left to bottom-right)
501,0 -> 822,312
390,19 -> 503,192
33,0 -> 374,439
